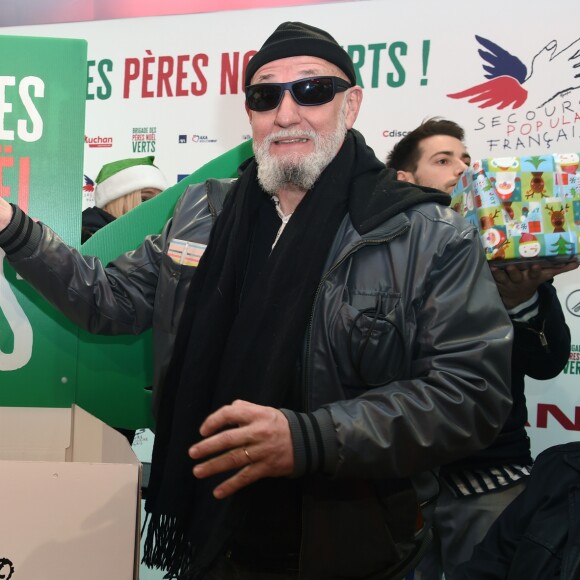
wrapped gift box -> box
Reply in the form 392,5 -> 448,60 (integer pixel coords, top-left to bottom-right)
451,153 -> 580,266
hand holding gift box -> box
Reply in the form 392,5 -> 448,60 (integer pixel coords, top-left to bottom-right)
451,153 -> 580,267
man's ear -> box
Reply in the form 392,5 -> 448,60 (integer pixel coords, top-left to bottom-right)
396,170 -> 416,184
344,86 -> 363,129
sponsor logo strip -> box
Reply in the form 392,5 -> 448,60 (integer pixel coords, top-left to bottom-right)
167,239 -> 206,266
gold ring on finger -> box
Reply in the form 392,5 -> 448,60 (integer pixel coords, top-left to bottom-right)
242,447 -> 253,465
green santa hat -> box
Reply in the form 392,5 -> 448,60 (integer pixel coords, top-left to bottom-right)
94,156 -> 167,208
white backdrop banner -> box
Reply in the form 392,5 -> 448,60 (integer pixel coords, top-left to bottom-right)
3,0 -> 580,456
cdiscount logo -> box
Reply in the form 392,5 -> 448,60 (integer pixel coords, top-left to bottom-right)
382,129 -> 409,139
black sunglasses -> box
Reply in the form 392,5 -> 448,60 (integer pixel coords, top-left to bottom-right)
245,76 -> 352,112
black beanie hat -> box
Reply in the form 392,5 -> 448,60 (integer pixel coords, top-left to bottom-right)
244,21 -> 356,87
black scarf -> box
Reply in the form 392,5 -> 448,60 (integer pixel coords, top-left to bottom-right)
143,130 -> 386,578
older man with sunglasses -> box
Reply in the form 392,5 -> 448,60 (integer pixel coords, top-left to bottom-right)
0,22 -> 513,580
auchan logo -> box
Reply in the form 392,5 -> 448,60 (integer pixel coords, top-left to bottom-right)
85,135 -> 113,148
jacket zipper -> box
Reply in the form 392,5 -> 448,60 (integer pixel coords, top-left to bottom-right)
297,224 -> 410,578
526,318 -> 549,351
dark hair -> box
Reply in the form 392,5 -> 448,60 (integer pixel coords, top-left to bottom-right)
385,117 -> 465,172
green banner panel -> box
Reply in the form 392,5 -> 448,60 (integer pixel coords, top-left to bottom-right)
0,35 -> 87,406
0,34 -> 253,429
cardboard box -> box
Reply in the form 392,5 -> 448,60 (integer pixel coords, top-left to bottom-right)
0,405 -> 141,580
451,152 -> 580,266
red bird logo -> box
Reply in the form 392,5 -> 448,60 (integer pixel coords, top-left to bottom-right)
448,35 -> 580,110
83,174 -> 95,193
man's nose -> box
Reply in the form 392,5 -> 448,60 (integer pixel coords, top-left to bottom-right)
275,90 -> 302,126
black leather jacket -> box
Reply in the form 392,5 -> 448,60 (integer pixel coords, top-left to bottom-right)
0,169 -> 513,579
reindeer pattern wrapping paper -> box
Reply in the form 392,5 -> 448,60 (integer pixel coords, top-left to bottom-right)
451,153 -> 580,266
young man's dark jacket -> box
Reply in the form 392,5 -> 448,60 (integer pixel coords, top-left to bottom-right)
456,442 -> 580,579
0,130 -> 513,578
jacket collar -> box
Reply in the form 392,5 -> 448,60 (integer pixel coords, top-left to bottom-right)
345,129 -> 451,235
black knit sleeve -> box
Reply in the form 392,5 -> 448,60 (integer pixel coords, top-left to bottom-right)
0,204 -> 43,260
280,407 -> 339,477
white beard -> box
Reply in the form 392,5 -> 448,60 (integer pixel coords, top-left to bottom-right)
253,98 -> 348,194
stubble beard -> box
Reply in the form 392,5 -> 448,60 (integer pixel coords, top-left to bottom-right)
253,98 -> 349,195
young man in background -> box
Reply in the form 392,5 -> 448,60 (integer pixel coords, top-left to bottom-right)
387,117 -> 577,579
